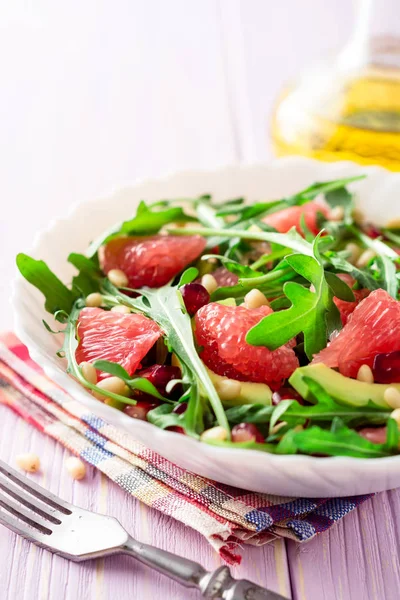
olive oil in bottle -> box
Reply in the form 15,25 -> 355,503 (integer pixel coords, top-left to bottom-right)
272,0 -> 400,170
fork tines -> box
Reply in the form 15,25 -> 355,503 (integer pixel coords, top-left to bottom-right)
0,459 -> 71,540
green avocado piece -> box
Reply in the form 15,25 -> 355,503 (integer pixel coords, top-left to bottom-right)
216,298 -> 236,307
205,366 -> 272,406
289,363 -> 400,408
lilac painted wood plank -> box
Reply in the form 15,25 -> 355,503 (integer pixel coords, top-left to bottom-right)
287,492 -> 400,600
0,406 -> 291,599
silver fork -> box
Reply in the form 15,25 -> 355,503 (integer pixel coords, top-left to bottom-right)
0,459 -> 288,600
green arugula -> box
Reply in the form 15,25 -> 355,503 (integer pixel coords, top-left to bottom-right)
349,226 -> 398,298
325,252 -> 380,291
87,201 -> 196,257
68,253 -> 103,296
224,378 -> 391,429
92,359 -> 172,402
325,185 -> 354,224
246,238 -> 340,359
169,224 -> 314,256
101,275 -> 230,437
16,254 -> 77,315
277,417 -> 398,458
213,176 -> 364,223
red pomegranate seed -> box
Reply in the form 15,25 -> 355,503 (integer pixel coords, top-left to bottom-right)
372,351 -> 400,383
172,402 -> 188,414
137,365 -> 182,396
272,387 -> 304,405
166,426 -> 186,434
358,426 -> 387,444
124,401 -> 158,421
231,423 -> 264,443
363,223 -> 382,239
180,283 -> 210,316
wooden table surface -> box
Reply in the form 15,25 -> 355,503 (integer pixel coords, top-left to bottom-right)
1,2 -> 399,599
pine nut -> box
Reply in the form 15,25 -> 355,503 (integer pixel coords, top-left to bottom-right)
215,379 -> 242,402
270,421 -> 288,435
247,224 -> 262,233
384,387 -> 400,409
345,242 -> 362,265
356,249 -> 376,268
200,426 -> 228,442
95,376 -> 130,399
357,364 -> 374,384
107,269 -> 129,288
85,292 -> 103,307
390,408 -> 400,428
329,206 -> 345,221
352,208 -> 364,224
65,456 -> 86,480
16,453 -> 40,473
244,289 -> 270,309
80,361 -> 97,385
201,274 -> 218,294
111,305 -> 131,314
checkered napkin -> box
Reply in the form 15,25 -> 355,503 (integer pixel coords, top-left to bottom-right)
0,333 -> 372,564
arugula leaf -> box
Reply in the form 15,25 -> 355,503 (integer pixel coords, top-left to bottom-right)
102,276 -> 230,437
325,186 -> 354,224
177,267 -> 199,287
169,225 -> 314,256
87,201 -> 195,257
385,418 -> 399,452
16,253 -> 77,315
224,378 -> 391,429
147,404 -> 183,429
324,271 -> 355,302
325,252 -> 380,290
246,239 -> 338,359
93,359 -> 171,402
202,254 -> 262,279
349,226 -> 398,297
213,176 -> 364,223
288,418 -> 395,458
68,253 -> 103,296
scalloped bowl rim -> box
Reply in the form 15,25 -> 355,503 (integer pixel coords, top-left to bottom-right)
11,156 -> 400,497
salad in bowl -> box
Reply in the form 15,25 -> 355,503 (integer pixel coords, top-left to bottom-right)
16,168 -> 400,463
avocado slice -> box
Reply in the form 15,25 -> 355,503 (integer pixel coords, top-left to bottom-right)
205,366 -> 272,406
216,298 -> 236,307
289,363 -> 400,408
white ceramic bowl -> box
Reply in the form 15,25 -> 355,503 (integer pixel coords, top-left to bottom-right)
13,157 -> 400,497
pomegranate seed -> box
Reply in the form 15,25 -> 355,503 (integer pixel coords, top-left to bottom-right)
172,402 -> 188,414
137,365 -> 182,396
180,283 -> 210,316
124,401 -> 158,421
231,423 -> 264,443
358,426 -> 387,444
272,387 -> 304,405
166,426 -> 186,434
363,223 -> 382,239
373,351 -> 400,384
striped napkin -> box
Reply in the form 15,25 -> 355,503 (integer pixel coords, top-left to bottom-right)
0,333 -> 372,564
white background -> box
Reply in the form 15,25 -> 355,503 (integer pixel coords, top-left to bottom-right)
0,0 -> 355,330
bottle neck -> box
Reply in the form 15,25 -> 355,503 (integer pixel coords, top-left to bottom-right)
339,0 -> 400,70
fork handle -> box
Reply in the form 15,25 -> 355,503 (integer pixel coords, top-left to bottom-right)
122,536 -> 288,599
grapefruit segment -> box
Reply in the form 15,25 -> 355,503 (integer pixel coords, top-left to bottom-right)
194,303 -> 299,386
312,289 -> 400,378
101,234 -> 206,288
76,307 -> 162,379
263,201 -> 329,235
